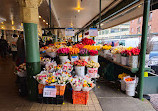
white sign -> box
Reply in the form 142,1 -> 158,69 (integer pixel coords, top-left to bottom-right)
43,86 -> 56,97
71,56 -> 78,63
89,28 -> 98,37
65,28 -> 75,37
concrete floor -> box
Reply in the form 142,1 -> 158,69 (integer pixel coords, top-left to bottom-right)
0,57 -> 156,111
94,79 -> 156,111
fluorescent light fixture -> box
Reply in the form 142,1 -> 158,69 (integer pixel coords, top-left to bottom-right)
39,16 -> 41,18
43,20 -> 46,22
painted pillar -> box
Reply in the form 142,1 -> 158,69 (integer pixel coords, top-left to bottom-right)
54,29 -> 58,42
19,0 -> 43,101
138,0 -> 150,100
82,31 -> 84,39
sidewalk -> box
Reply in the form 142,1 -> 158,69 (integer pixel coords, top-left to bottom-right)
94,78 -> 156,111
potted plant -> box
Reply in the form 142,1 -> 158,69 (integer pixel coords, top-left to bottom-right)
73,60 -> 87,77
69,48 -> 79,63
79,48 -> 89,62
86,60 -> 100,78
89,50 -> 98,63
56,48 -> 69,64
128,48 -> 140,68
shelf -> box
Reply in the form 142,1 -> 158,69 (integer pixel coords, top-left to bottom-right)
99,55 -> 151,73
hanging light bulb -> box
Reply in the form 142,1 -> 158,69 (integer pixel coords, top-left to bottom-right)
78,10 -> 80,12
43,20 -> 46,22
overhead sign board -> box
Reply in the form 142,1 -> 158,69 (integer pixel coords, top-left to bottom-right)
89,28 -> 98,37
65,28 -> 75,37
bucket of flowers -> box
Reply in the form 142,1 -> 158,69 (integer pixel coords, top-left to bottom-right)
86,60 -> 100,78
69,48 -> 79,63
56,48 -> 69,64
73,60 -> 87,77
79,48 -> 89,62
89,50 -> 98,63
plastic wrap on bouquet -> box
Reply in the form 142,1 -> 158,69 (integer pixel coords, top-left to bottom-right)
46,52 -> 56,58
59,56 -> 68,64
45,61 -> 57,72
16,71 -> 27,77
80,56 -> 89,63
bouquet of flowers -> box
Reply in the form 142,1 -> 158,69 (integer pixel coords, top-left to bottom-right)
118,73 -> 129,80
89,50 -> 98,56
40,57 -> 51,65
121,50 -> 131,57
34,71 -> 48,85
129,48 -> 140,56
86,60 -> 100,68
71,78 -> 82,91
45,61 -> 57,72
73,44 -> 85,49
102,45 -> 112,50
62,62 -> 73,73
81,38 -> 95,45
56,48 -> 69,56
45,75 -> 57,85
69,48 -> 79,56
111,46 -> 127,54
82,77 -> 95,91
79,48 -> 89,56
15,63 -> 27,77
73,60 -> 87,66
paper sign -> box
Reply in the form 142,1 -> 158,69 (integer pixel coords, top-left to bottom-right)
71,56 -> 78,63
43,86 -> 56,97
65,28 -> 75,37
89,28 -> 98,37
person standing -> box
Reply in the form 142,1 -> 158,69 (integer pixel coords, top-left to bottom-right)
11,34 -> 18,61
16,32 -> 25,66
0,36 -> 8,58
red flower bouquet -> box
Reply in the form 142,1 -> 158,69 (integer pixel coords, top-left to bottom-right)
81,38 -> 95,45
56,48 -> 69,56
130,48 -> 140,56
73,44 -> 85,49
89,50 -> 98,56
73,60 -> 87,66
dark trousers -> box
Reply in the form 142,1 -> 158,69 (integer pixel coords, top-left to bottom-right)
12,51 -> 17,61
0,48 -> 7,58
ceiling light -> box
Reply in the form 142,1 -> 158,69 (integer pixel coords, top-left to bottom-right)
101,23 -> 104,26
1,22 -> 4,24
11,20 -> 14,25
43,20 -> 45,22
46,23 -> 48,25
78,10 -> 80,12
39,16 -> 41,18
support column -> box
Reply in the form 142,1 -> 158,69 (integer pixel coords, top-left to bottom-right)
54,29 -> 58,42
77,34 -> 78,42
19,0 -> 43,101
138,0 -> 150,100
82,31 -> 84,39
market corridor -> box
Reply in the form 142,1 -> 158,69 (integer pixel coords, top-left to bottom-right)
0,57 -> 155,111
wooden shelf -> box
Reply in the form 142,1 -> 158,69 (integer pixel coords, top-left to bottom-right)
99,55 -> 151,73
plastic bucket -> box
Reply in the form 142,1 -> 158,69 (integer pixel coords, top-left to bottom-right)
126,83 -> 136,91
75,66 -> 85,77
59,56 -> 68,64
126,90 -> 135,96
89,55 -> 98,63
87,68 -> 98,78
116,54 -> 121,63
121,56 -> 128,65
80,56 -> 89,62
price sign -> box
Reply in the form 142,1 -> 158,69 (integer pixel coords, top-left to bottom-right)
89,28 -> 98,37
43,86 -> 56,97
65,28 -> 75,37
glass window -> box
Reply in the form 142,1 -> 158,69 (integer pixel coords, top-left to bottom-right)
104,30 -> 109,34
102,30 -> 105,35
137,17 -> 141,24
111,28 -> 119,33
137,27 -> 140,34
99,31 -> 101,35
149,12 -> 152,21
121,28 -> 129,31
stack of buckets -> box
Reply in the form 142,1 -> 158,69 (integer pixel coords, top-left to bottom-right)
121,76 -> 138,96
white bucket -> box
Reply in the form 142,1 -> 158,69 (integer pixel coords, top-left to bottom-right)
116,54 -> 121,63
126,90 -> 135,96
87,68 -> 98,78
121,80 -> 126,91
121,56 -> 128,65
71,56 -> 78,63
129,56 -> 138,68
75,66 -> 85,77
89,55 -> 98,63
59,56 -> 68,64
126,83 -> 136,91
80,56 -> 89,62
